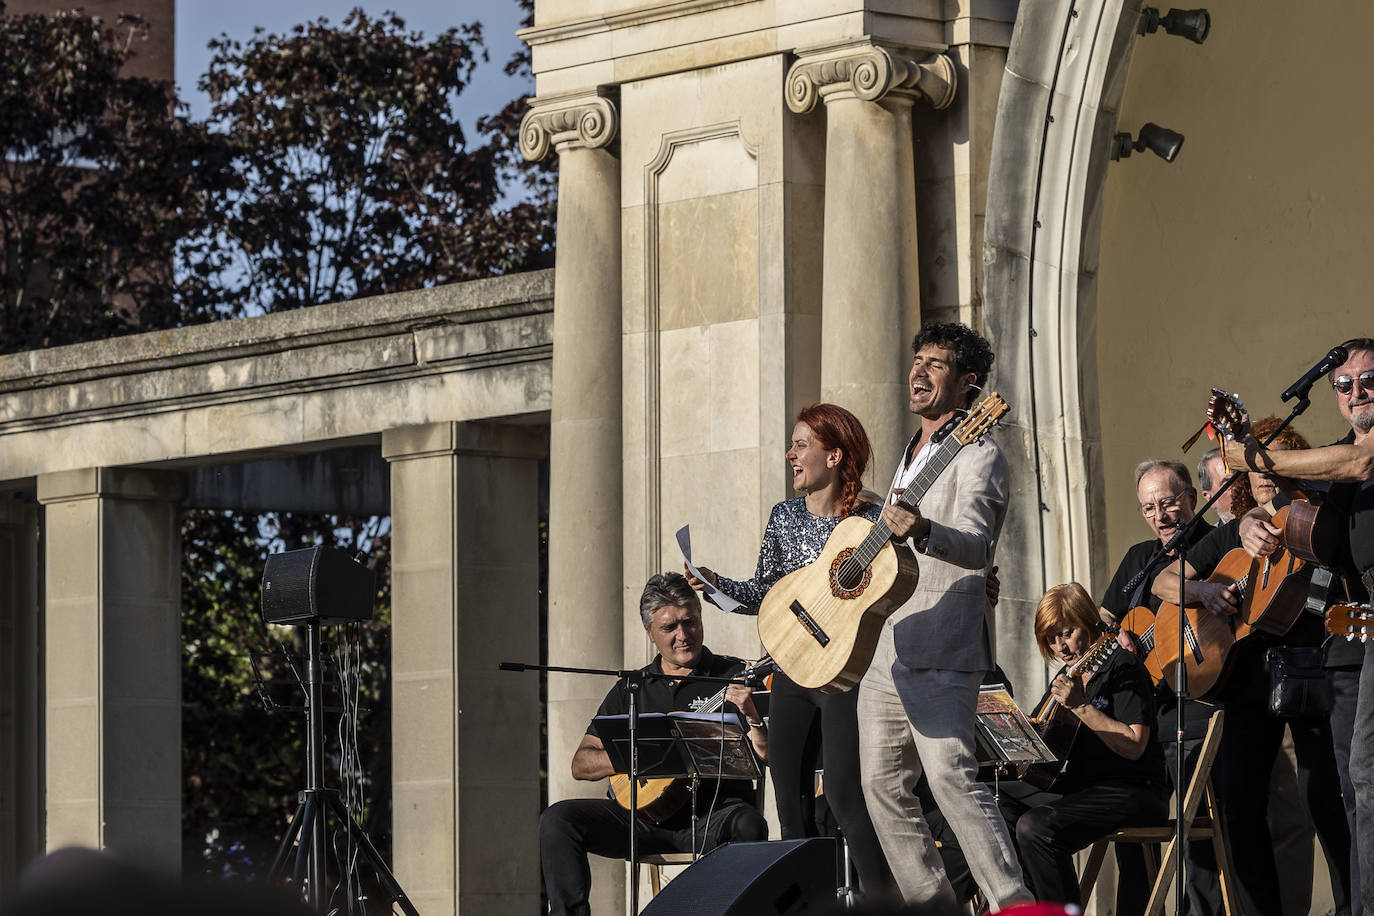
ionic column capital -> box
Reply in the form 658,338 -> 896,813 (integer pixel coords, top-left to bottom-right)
785,41 -> 957,114
519,91 -> 619,162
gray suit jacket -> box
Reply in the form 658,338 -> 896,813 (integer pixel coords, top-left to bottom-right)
887,432 -> 1008,672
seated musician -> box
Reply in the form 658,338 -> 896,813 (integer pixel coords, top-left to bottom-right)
1001,583 -> 1169,906
1150,417 -> 1352,916
539,573 -> 769,916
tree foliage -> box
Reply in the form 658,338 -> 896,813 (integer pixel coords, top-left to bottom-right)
0,6 -> 232,351
192,8 -> 554,316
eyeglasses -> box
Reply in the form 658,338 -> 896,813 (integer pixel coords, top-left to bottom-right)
1332,370 -> 1374,395
1140,496 -> 1184,518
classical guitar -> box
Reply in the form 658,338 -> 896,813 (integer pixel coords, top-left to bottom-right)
608,656 -> 775,824
1153,390 -> 1311,701
1023,627 -> 1122,790
756,393 -> 1011,693
1119,605 -> 1165,683
1326,604 -> 1374,641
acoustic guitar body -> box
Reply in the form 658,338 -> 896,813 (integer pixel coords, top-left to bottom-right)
1151,599 -> 1236,703
608,774 -> 692,825
1119,605 -> 1164,683
1283,498 -> 1345,566
758,516 -> 919,693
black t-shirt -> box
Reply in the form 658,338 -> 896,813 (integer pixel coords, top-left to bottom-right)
587,648 -> 756,812
1103,524 -> 1215,741
1101,522 -> 1215,619
1313,431 -> 1371,667
1054,649 -> 1166,791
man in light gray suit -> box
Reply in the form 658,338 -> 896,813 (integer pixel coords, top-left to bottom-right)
860,322 -> 1031,907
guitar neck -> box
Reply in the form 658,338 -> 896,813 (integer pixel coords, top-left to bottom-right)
854,435 -> 964,566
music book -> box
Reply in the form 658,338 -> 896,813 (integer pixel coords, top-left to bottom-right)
973,685 -> 1058,769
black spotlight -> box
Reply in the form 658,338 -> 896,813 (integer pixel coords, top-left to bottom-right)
1140,7 -> 1210,43
1111,123 -> 1185,163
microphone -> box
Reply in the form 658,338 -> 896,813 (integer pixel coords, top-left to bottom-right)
1281,346 -> 1348,403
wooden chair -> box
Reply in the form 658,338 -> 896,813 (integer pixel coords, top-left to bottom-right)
1078,710 -> 1238,916
641,851 -> 697,896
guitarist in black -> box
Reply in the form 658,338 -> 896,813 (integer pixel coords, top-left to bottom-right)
1003,583 -> 1168,906
1100,459 -> 1220,916
1155,418 -> 1352,916
538,573 -> 768,916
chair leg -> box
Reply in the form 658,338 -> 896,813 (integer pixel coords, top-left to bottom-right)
1144,839 -> 1179,916
1141,843 -> 1158,887
1207,786 -> 1238,916
1078,840 -> 1110,905
650,863 -> 662,897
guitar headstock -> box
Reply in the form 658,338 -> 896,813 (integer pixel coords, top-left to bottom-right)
950,392 -> 1010,445
1206,388 -> 1250,442
1326,604 -> 1374,641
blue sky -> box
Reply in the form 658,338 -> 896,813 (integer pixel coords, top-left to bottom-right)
174,1 -> 531,136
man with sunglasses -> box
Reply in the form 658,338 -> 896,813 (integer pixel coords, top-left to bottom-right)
1224,338 -> 1374,914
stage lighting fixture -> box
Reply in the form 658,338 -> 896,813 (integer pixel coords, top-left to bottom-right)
1110,123 -> 1185,163
1139,7 -> 1211,44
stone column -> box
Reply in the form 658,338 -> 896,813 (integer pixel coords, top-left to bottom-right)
787,42 -> 956,477
519,90 -> 627,908
36,468 -> 185,869
383,422 -> 544,916
0,496 -> 40,885
519,93 -> 623,803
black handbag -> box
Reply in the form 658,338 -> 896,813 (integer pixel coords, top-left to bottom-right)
1265,646 -> 1330,718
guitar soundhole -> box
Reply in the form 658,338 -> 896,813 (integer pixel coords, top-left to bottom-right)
829,548 -> 871,598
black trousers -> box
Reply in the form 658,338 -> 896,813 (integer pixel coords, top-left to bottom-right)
539,796 -> 767,916
767,670 -> 896,895
1330,665 -> 1363,916
1002,780 -> 1171,907
1213,699 -> 1353,916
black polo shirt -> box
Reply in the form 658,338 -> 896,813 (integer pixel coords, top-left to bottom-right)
587,648 -> 755,811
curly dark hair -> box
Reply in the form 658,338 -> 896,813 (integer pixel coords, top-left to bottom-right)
911,321 -> 994,406
1228,415 -> 1311,517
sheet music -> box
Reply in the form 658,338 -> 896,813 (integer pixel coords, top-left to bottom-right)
676,525 -> 745,613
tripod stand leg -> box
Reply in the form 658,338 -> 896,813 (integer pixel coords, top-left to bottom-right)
327,795 -> 421,916
292,794 -> 321,893
269,798 -> 309,883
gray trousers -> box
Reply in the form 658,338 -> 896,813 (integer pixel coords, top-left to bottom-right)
857,631 -> 1030,908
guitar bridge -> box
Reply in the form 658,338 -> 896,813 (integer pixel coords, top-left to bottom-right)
789,600 -> 830,647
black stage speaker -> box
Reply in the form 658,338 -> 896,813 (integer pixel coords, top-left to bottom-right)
261,546 -> 376,625
641,839 -> 837,916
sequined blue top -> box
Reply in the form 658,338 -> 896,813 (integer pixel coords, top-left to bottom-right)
709,497 -> 884,615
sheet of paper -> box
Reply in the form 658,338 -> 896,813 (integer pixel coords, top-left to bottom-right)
676,524 -> 745,613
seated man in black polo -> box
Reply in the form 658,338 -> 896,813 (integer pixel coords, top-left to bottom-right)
539,573 -> 769,916
1003,582 -> 1170,906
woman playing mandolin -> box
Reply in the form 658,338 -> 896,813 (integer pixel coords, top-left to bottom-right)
1005,583 -> 1169,906
685,403 -> 897,898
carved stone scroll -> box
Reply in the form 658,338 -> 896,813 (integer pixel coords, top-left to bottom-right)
519,92 -> 619,162
786,42 -> 957,114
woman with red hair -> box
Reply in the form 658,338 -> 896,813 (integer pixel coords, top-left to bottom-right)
688,403 -> 895,898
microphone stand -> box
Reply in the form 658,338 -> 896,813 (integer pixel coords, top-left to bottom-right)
498,660 -> 749,915
1119,383 -> 1314,915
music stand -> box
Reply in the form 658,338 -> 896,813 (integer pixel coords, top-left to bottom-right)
499,661 -> 751,914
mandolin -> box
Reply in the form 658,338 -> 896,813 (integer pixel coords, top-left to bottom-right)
756,393 -> 1010,692
1022,627 -> 1121,790
608,656 -> 775,823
